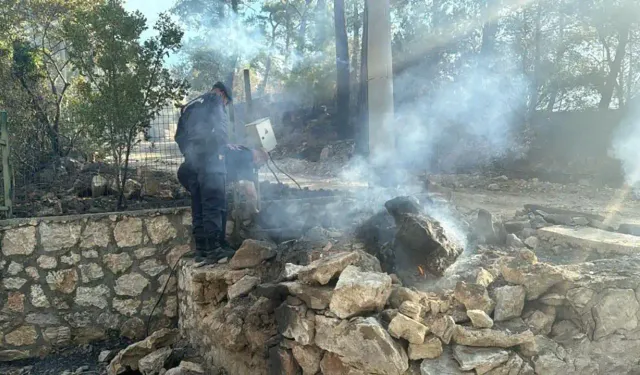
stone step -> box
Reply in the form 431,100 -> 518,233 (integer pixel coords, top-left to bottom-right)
537,225 -> 640,255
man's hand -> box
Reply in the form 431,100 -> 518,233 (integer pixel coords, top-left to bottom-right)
252,148 -> 269,167
227,144 -> 244,151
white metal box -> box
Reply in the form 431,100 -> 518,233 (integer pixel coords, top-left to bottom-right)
245,117 -> 277,152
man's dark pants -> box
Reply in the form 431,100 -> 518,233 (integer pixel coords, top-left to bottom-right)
177,156 -> 227,243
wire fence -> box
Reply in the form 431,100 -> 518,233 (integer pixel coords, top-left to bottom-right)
6,106 -> 192,219
2,93 -> 294,219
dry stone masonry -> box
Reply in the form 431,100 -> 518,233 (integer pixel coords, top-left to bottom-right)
0,208 -> 193,362
176,227 -> 640,375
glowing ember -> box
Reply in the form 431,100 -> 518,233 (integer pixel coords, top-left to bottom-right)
417,265 -> 425,277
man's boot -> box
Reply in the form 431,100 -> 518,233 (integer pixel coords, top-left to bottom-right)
199,237 -> 235,265
193,235 -> 209,263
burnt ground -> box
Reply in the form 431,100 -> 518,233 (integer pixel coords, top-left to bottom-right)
0,336 -> 132,375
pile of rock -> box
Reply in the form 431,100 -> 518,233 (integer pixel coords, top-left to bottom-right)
106,328 -> 205,375
179,232 -> 640,375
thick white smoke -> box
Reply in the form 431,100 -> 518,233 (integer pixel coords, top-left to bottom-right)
611,107 -> 640,193
393,56 -> 530,174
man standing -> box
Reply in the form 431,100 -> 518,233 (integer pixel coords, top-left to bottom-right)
175,82 -> 235,264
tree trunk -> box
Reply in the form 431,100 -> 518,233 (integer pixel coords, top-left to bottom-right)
297,0 -> 313,52
599,22 -> 630,109
334,0 -> 350,139
528,2 -> 542,117
480,0 -> 499,57
258,57 -> 272,96
356,0 -> 369,156
225,0 -> 239,95
351,1 -> 360,89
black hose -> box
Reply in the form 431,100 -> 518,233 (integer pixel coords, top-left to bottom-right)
145,251 -> 191,337
268,152 -> 302,190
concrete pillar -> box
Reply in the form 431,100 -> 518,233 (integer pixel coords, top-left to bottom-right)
365,0 -> 395,183
366,0 -> 394,161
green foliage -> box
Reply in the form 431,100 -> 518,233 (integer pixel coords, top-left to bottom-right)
63,0 -> 188,207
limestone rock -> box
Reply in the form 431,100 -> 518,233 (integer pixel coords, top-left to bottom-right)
426,314 -> 457,345
138,347 -> 172,375
282,282 -> 333,310
43,326 -> 71,347
61,252 -> 81,265
0,350 -> 31,362
7,261 -> 23,275
5,292 -> 25,312
5,325 -> 38,346
506,233 -> 524,248
298,251 -> 361,285
25,266 -> 39,280
30,285 -> 50,307
25,313 -> 60,326
467,310 -> 494,329
75,285 -> 110,309
315,316 -> 409,375
115,273 -> 149,296
104,253 -> 134,274
227,275 -> 260,300
388,313 -> 430,344
99,350 -> 116,363
592,288 -> 638,340
320,352 -> 366,375
452,323 -> 534,348
452,345 -> 509,374
37,255 -> 58,270
292,344 -> 323,375
524,307 -> 555,335
80,221 -> 111,248
268,347 -> 300,375
329,265 -> 392,319
166,245 -> 190,267
389,286 -> 422,308
454,282 -> 494,313
474,209 -> 505,245
79,263 -> 105,283
39,222 -> 82,251
46,269 -> 78,294
107,329 -> 177,374
134,247 -> 157,259
523,237 -> 539,249
493,285 -> 525,322
121,317 -> 146,341
408,335 -> 443,360
140,259 -> 167,277
499,256 -> 566,300
485,354 -> 533,375
539,293 -> 565,306
419,346 -> 473,375
281,263 -> 304,281
276,303 -> 315,345
3,277 -> 26,290
2,226 -> 36,256
145,216 -> 177,245
399,301 -> 423,320
229,239 -> 276,269
114,217 -> 143,248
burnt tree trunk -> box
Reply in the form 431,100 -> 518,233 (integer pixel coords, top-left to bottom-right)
334,0 -> 351,139
385,197 -> 464,277
599,22 -> 630,109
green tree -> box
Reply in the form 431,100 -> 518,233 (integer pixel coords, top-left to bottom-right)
64,0 -> 188,208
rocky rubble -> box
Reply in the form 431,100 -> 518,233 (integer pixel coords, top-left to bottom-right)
176,221 -> 640,375
105,328 -> 207,375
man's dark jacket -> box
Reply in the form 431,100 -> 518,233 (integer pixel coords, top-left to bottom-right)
175,92 -> 229,173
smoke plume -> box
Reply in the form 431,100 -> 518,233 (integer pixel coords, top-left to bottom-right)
611,107 -> 640,192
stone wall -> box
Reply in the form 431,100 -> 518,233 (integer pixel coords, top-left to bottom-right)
0,208 -> 193,362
